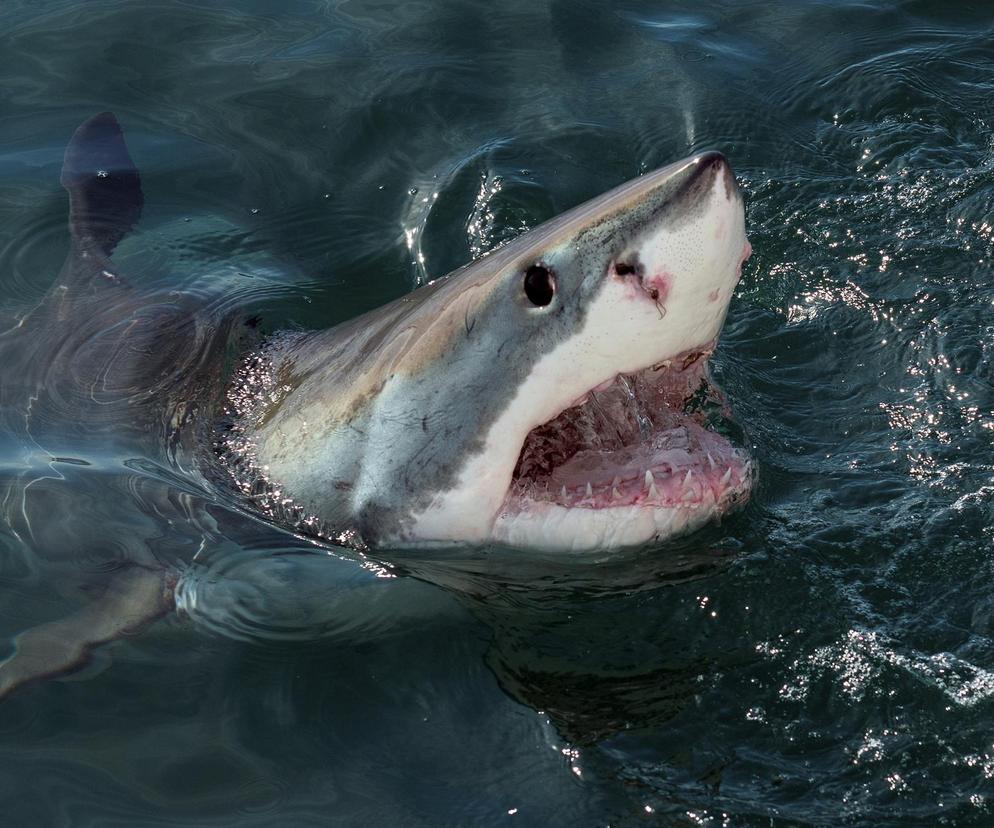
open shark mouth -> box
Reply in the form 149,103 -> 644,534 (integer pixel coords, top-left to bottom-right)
495,345 -> 752,548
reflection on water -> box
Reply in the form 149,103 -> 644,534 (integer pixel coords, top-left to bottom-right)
1,0 -> 994,824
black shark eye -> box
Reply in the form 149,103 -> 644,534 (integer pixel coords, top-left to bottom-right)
524,264 -> 555,307
614,261 -> 636,276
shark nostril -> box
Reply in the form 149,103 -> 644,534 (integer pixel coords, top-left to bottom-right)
614,262 -> 636,277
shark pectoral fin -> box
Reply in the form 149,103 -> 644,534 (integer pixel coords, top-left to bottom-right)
0,566 -> 173,700
60,111 -> 144,258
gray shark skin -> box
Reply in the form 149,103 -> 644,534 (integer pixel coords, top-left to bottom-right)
0,114 -> 241,582
0,113 -> 241,697
0,115 -> 232,462
0,112 -> 752,697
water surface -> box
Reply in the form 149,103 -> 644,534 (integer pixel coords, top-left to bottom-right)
1,1 -> 994,825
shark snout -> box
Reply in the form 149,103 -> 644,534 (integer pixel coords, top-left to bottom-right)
607,152 -> 745,352
677,151 -> 741,205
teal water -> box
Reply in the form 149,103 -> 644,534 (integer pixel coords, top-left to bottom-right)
2,1 -> 994,825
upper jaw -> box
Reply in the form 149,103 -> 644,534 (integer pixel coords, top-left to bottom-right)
522,152 -> 750,452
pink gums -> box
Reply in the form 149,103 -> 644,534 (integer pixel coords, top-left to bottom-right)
541,421 -> 751,510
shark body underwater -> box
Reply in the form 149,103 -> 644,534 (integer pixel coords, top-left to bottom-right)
0,113 -> 752,697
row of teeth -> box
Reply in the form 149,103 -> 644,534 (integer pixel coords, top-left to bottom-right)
518,457 -> 752,506
563,466 -> 734,502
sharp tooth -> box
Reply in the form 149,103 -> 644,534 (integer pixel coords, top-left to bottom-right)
707,453 -> 716,470
612,486 -> 622,501
644,470 -> 653,491
683,469 -> 693,488
612,476 -> 621,489
586,482 -> 593,498
560,485 -> 568,500
721,467 -> 732,486
683,490 -> 695,501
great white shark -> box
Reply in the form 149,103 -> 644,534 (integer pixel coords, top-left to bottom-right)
0,113 -> 752,696
222,141 -> 753,552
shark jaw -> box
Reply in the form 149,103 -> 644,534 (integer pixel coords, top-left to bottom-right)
493,345 -> 753,550
402,153 -> 753,552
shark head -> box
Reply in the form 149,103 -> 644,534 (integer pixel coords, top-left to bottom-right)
238,152 -> 752,552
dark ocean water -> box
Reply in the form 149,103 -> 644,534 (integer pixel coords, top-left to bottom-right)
1,1 -> 994,825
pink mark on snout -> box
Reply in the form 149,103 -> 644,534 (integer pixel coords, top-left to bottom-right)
708,289 -> 720,303
642,271 -> 671,304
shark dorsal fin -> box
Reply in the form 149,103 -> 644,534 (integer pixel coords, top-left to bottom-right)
60,112 -> 143,256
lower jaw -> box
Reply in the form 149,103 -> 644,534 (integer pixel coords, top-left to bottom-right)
491,482 -> 750,552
